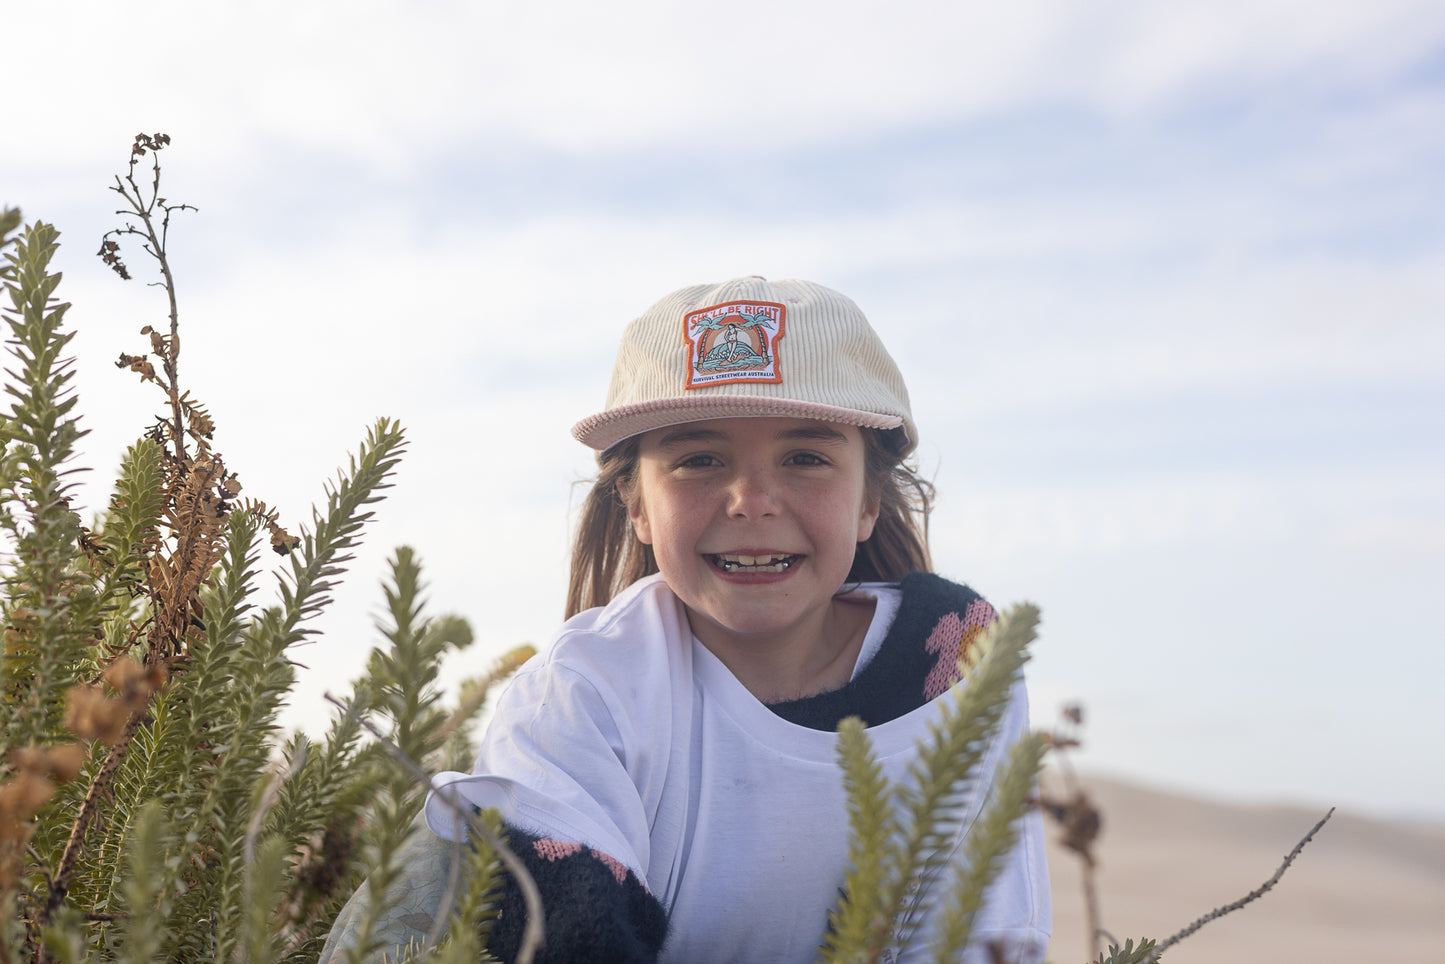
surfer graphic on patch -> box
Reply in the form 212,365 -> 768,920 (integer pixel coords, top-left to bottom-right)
721,324 -> 746,362
683,299 -> 787,389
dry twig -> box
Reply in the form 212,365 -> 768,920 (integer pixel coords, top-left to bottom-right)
1146,807 -> 1334,961
1039,702 -> 1106,959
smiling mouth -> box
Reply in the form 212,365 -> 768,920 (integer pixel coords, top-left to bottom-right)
709,553 -> 800,574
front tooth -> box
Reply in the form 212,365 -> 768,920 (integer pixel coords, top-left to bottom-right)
738,554 -> 757,566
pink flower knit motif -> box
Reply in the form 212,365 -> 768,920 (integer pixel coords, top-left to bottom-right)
922,599 -> 997,701
532,838 -> 631,886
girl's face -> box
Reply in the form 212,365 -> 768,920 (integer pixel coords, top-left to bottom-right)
626,416 -> 881,662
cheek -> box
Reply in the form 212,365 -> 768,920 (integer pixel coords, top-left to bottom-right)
626,474 -> 689,551
636,496 -> 704,561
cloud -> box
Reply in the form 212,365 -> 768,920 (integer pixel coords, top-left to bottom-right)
10,0 -> 1444,181
8,0 -> 1444,819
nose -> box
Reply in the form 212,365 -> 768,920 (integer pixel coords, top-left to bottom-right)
725,466 -> 778,520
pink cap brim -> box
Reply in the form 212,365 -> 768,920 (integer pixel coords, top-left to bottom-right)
572,395 -> 908,453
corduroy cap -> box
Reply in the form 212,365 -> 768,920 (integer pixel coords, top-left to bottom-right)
572,276 -> 916,455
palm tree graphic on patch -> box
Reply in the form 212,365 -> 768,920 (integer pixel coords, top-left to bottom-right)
692,312 -> 774,372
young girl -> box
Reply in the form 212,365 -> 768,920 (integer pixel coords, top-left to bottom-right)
325,276 -> 1050,963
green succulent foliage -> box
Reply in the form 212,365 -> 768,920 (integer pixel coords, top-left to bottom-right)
437,806 -> 507,958
820,604 -> 1045,964
113,802 -> 169,963
337,549 -> 476,964
0,216 -> 98,749
929,730 -> 1049,963
1094,937 -> 1160,964
0,210 -> 509,963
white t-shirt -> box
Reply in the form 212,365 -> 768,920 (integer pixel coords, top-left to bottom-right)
426,573 -> 1050,963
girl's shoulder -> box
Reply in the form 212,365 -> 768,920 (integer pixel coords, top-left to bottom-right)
891,571 -> 997,649
555,571 -> 677,635
506,572 -> 691,705
769,572 -> 996,730
890,572 -> 999,700
546,572 -> 684,659
850,571 -> 996,658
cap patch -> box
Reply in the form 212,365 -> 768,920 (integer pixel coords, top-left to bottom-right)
683,300 -> 786,389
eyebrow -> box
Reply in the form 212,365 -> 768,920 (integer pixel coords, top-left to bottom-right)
654,424 -> 851,448
777,425 -> 850,444
654,428 -> 726,448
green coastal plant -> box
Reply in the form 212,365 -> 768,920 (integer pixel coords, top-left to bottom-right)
820,605 -> 1046,964
0,138 -> 526,964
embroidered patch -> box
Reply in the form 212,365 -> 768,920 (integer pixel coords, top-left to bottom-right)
682,299 -> 786,389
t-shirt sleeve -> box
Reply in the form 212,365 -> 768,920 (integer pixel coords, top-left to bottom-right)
426,659 -> 656,885
423,658 -> 673,963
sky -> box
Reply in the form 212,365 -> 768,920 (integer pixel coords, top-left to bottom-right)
4,0 -> 1443,822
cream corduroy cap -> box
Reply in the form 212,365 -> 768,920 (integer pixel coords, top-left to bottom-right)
571,276 -> 916,455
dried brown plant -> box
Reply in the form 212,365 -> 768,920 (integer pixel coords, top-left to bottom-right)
29,133 -> 296,953
1040,702 -> 1107,958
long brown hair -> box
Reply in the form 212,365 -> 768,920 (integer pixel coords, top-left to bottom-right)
564,428 -> 933,619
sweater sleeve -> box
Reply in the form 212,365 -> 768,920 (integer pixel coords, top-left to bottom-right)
425,661 -> 657,878
315,814 -> 668,964
423,644 -> 677,961
484,824 -> 667,964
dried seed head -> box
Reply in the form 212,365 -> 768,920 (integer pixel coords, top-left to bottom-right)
9,743 -> 87,784
43,743 -> 87,783
65,684 -> 130,745
0,772 -> 56,826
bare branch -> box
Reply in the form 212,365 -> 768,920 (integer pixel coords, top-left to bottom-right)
1148,808 -> 1334,961
45,711 -> 149,919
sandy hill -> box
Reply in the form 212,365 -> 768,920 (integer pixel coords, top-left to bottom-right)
1041,773 -> 1445,963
